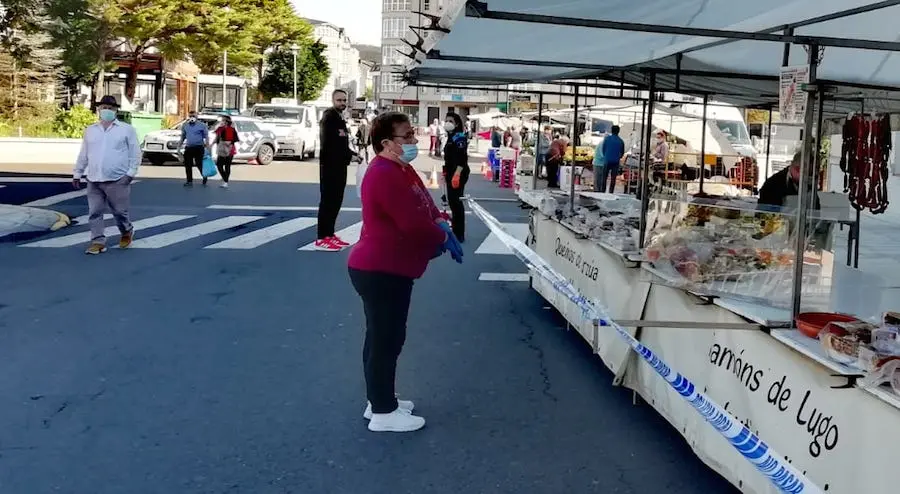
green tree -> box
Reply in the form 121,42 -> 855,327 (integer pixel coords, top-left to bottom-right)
183,0 -> 311,80
182,0 -> 256,75
245,0 -> 311,89
0,0 -> 49,61
46,0 -> 112,104
258,41 -> 329,102
107,0 -> 208,101
257,48 -> 292,99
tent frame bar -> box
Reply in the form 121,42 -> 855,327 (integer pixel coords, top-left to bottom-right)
408,71 -> 778,99
676,0 -> 900,56
465,0 -> 900,53
427,51 -> 780,82
409,82 -> 773,103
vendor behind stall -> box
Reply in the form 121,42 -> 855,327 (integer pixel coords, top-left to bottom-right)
758,151 -> 829,247
758,151 -> 820,209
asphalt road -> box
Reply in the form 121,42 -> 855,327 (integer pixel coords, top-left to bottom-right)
0,160 -> 738,494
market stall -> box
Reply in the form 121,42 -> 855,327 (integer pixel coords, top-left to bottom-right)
406,1 -> 900,493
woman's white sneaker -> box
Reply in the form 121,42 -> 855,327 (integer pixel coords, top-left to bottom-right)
368,408 -> 425,432
363,399 -> 414,420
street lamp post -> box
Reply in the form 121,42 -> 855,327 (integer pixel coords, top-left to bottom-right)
291,43 -> 299,103
222,50 -> 228,111
222,6 -> 231,112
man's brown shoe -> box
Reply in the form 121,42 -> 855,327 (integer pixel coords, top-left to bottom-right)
85,243 -> 107,255
119,230 -> 134,249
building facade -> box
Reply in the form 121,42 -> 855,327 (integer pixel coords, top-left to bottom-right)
307,19 -> 362,106
380,0 -> 504,128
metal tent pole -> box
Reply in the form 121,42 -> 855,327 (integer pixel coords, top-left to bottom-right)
699,94 -> 708,194
638,100 -> 647,170
791,45 -> 820,323
813,90 -> 826,195
854,101 -> 864,268
764,107 -> 773,181
638,74 -> 657,247
533,92 -> 544,190
570,83 -> 580,210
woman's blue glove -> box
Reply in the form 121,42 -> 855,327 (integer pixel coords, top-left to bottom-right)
438,221 -> 464,264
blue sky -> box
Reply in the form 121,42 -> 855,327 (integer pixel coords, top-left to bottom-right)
293,0 -> 383,46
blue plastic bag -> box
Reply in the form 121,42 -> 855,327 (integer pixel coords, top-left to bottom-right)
202,151 -> 218,178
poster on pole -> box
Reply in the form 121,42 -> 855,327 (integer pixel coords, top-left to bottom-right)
780,65 -> 810,125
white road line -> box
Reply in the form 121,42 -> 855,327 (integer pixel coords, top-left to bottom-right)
21,215 -> 194,248
298,221 -> 363,251
23,189 -> 87,207
478,273 -> 530,282
71,214 -> 112,224
0,177 -> 73,183
207,205 -> 362,212
205,217 -> 317,249
130,215 -> 265,249
21,180 -> 140,207
206,204 -> 474,215
474,223 -> 529,255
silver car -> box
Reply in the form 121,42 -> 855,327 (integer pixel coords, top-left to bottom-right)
141,115 -> 279,165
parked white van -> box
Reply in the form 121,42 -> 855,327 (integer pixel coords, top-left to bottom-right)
249,99 -> 319,160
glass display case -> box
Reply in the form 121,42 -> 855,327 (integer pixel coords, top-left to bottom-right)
561,193 -> 641,253
641,194 -> 849,310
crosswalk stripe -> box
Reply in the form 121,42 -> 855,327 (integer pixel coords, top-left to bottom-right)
205,217 -> 317,249
474,223 -> 529,255
130,216 -> 265,249
21,215 -> 195,248
298,221 -> 363,251
72,214 -> 111,224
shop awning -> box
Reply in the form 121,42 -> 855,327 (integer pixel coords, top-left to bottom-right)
405,0 -> 900,113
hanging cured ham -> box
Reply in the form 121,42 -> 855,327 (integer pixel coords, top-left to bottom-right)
840,113 -> 891,214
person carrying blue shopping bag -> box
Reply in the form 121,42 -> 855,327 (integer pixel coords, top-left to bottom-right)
180,110 -> 210,186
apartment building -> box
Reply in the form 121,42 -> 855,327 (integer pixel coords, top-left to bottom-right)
307,19 -> 362,106
380,0 -> 504,127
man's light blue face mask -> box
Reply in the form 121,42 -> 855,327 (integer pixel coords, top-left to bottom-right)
98,107 -> 116,122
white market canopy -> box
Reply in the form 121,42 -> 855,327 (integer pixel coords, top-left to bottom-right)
403,0 -> 900,114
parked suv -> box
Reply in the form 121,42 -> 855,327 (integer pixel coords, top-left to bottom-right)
141,115 -> 279,165
248,101 -> 319,160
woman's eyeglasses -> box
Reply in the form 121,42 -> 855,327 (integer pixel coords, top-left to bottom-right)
393,132 -> 416,139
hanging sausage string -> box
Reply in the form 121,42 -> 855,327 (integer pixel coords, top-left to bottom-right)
840,113 -> 891,214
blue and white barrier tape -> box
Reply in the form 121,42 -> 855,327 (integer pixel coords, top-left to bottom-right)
467,198 -> 822,494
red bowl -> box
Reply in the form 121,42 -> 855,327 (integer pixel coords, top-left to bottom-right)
795,312 -> 859,339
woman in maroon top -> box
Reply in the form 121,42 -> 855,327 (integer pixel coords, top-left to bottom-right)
348,112 -> 463,433
213,115 -> 240,188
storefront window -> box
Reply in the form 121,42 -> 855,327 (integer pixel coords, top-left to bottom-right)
381,44 -> 405,67
199,86 -> 240,111
382,17 -> 408,39
383,0 -> 410,12
381,74 -> 405,94
164,81 -> 177,115
390,105 -> 419,126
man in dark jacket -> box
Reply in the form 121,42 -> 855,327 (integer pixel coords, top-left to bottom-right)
759,151 -> 821,209
315,89 -> 359,252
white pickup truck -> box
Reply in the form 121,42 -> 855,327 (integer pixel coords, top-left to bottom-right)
248,99 -> 319,160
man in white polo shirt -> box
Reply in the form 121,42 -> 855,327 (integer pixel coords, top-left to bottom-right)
72,95 -> 142,255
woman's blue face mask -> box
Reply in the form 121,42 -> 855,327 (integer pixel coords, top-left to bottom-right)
399,143 -> 418,163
